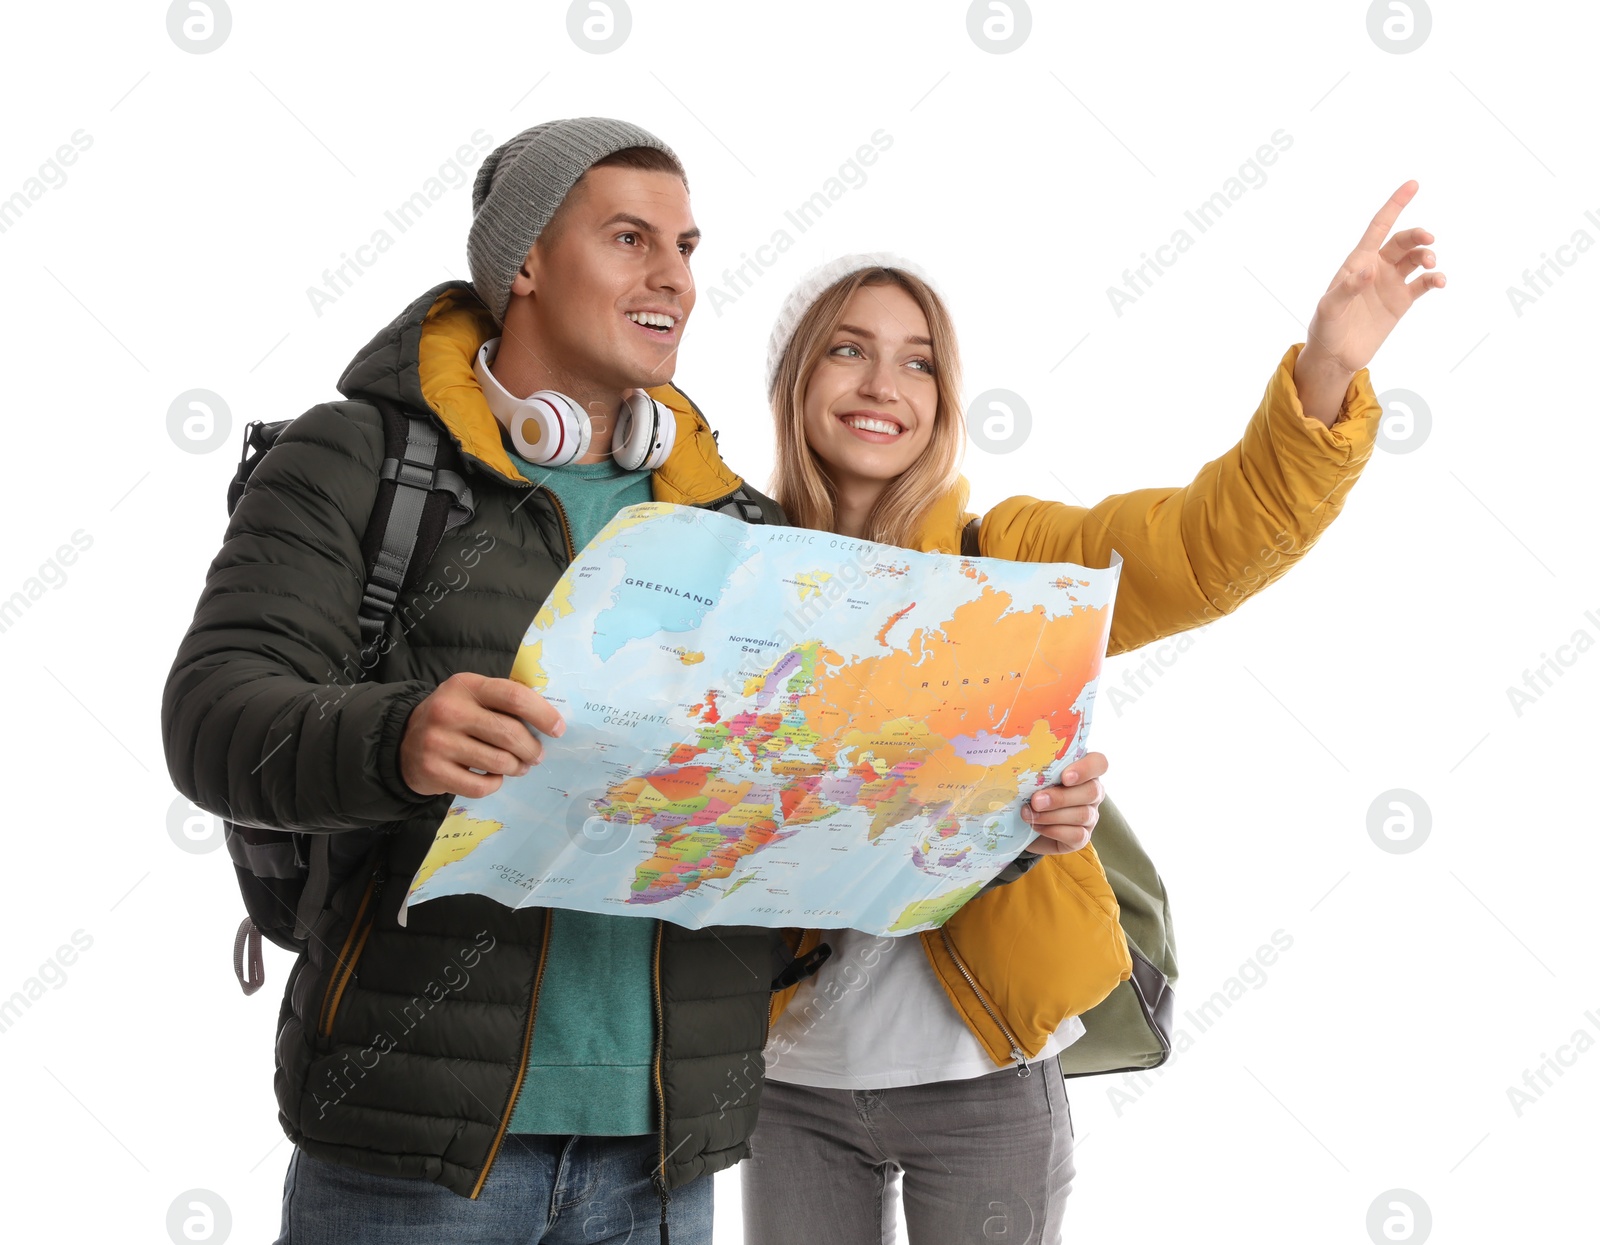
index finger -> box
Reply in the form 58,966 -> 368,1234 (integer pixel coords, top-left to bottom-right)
1357,180 -> 1420,253
476,677 -> 566,737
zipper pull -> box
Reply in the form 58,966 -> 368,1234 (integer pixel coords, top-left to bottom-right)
1013,1049 -> 1031,1077
655,1173 -> 671,1244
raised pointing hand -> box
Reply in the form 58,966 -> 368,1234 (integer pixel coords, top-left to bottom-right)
1294,180 -> 1445,426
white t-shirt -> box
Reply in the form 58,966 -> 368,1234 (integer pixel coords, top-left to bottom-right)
763,927 -> 1086,1090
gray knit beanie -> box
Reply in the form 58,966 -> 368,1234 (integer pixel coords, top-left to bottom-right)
765,252 -> 942,397
468,117 -> 681,324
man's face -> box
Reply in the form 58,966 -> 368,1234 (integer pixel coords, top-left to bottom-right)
514,166 -> 698,391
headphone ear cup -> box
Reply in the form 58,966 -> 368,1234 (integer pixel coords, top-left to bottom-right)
614,392 -> 677,471
472,339 -> 591,465
512,391 -> 589,466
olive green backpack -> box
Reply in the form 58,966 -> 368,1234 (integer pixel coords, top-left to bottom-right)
1057,795 -> 1179,1077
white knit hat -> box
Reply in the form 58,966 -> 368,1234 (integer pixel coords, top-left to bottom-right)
764,252 -> 942,397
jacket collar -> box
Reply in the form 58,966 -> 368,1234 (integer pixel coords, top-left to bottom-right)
913,476 -> 974,554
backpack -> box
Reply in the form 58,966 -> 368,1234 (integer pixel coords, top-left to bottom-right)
222,398 -> 475,995
1056,794 -> 1179,1077
958,518 -> 1179,1075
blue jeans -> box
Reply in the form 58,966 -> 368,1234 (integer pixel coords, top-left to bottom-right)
273,1134 -> 712,1244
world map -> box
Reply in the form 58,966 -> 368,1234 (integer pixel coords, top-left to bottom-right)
399,503 -> 1121,936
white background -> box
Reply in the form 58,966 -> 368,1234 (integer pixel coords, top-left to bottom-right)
0,1 -> 1593,1242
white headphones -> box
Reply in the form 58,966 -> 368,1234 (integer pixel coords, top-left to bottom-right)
473,338 -> 677,471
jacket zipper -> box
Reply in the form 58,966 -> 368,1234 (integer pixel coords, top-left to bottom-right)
651,919 -> 673,1243
488,479 -> 677,1226
539,486 -> 577,563
317,869 -> 384,1037
939,927 -> 1031,1076
470,908 -> 554,1199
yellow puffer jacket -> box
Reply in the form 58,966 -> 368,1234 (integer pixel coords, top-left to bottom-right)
772,343 -> 1381,1067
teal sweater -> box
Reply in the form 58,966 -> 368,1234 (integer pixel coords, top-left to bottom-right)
504,450 -> 657,1136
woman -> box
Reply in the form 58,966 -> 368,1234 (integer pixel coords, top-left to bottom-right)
742,184 -> 1444,1244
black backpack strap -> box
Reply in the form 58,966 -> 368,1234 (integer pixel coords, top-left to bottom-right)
710,485 -> 769,525
359,418 -> 440,650
292,834 -> 334,943
357,400 -> 475,657
960,517 -> 983,557
770,941 -> 833,990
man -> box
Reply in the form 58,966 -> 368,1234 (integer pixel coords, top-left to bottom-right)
162,117 -> 1098,1244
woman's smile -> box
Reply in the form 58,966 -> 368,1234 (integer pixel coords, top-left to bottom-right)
835,409 -> 908,441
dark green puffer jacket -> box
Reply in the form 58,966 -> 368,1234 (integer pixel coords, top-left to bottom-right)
161,282 -> 789,1198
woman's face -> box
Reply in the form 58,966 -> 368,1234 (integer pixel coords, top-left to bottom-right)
800,283 -> 940,492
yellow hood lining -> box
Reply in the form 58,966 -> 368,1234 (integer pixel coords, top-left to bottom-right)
914,476 -> 974,554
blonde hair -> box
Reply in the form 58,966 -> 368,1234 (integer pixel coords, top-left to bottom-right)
769,268 -> 964,549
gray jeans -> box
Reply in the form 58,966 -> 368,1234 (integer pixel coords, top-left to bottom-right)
741,1061 -> 1075,1245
